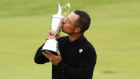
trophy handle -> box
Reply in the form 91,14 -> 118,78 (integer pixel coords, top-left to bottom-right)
62,3 -> 70,16
57,2 -> 70,17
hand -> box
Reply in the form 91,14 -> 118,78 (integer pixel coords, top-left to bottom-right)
45,31 -> 61,40
42,51 -> 62,66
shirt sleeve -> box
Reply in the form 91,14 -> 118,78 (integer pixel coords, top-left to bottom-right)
56,47 -> 97,79
34,44 -> 49,64
34,36 -> 65,64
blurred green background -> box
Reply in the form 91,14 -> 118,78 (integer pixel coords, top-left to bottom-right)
0,0 -> 140,79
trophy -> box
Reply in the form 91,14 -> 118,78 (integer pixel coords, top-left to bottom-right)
41,2 -> 70,55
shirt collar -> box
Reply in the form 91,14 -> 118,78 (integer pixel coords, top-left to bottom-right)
67,35 -> 87,46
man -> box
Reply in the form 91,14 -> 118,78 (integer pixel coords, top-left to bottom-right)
34,10 -> 97,79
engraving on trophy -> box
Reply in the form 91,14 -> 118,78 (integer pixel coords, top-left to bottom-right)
41,2 -> 70,55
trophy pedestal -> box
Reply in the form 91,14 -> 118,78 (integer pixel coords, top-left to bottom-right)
41,39 -> 58,55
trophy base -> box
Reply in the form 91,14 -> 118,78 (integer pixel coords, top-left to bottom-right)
41,49 -> 57,56
41,39 -> 58,56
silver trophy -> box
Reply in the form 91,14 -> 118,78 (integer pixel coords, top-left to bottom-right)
41,2 -> 70,55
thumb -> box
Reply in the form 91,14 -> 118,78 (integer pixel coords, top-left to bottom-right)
49,31 -> 54,35
57,51 -> 61,57
56,33 -> 61,39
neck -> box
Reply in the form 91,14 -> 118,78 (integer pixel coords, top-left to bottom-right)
68,33 -> 83,42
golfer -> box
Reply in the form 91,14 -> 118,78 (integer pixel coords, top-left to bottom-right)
34,10 -> 97,79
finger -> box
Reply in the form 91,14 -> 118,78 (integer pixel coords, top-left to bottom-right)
42,52 -> 51,59
47,34 -> 56,39
46,51 -> 55,57
45,34 -> 49,40
49,31 -> 52,34
49,31 -> 54,35
52,35 -> 56,39
46,33 -> 53,40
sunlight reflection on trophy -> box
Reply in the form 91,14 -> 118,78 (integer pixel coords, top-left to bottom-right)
41,2 -> 70,55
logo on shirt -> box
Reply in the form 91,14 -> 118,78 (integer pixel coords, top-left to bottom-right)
79,49 -> 83,53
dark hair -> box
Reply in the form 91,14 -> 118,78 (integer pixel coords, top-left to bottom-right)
74,10 -> 91,33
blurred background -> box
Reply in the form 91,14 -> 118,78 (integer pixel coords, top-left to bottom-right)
0,0 -> 140,79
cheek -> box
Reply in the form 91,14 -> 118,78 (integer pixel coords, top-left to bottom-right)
63,23 -> 75,32
67,26 -> 75,32
64,24 -> 71,29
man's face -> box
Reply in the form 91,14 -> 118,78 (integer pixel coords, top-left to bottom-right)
61,12 -> 79,35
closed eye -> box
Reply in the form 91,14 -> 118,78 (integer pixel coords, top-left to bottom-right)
67,18 -> 71,24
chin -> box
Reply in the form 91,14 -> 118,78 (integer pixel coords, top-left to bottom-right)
62,29 -> 65,32
62,30 -> 67,34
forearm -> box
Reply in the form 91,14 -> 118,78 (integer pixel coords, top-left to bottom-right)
34,44 -> 49,64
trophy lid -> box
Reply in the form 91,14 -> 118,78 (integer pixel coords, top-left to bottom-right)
56,2 -> 70,17
57,2 -> 62,16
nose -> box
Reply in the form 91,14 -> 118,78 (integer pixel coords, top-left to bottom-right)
62,19 -> 67,24
62,18 -> 65,24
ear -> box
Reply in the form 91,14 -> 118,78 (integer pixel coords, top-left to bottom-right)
74,27 -> 81,33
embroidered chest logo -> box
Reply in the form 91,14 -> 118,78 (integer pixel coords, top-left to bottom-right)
79,49 -> 83,53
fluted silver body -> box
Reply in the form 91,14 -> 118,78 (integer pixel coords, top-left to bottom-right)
51,3 -> 64,36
